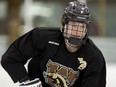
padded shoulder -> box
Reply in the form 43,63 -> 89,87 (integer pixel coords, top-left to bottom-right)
32,27 -> 62,50
33,27 -> 61,38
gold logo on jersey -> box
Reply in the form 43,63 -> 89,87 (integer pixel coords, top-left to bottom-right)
77,58 -> 87,70
43,59 -> 80,87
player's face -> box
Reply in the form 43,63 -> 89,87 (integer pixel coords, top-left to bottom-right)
63,22 -> 87,52
63,21 -> 87,39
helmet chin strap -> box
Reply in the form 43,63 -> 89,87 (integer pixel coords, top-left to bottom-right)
68,37 -> 83,47
64,36 -> 83,47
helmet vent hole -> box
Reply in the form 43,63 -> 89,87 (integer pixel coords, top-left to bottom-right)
73,6 -> 75,9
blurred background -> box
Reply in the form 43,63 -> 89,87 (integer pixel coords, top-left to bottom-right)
0,0 -> 116,87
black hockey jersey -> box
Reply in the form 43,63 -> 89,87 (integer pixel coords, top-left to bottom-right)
1,27 -> 106,87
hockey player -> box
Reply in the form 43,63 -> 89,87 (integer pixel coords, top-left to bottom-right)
1,1 -> 106,87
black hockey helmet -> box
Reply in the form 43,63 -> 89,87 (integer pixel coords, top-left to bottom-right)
61,1 -> 91,25
61,1 -> 91,47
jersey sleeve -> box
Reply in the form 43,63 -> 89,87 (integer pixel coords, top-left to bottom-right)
1,28 -> 40,83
